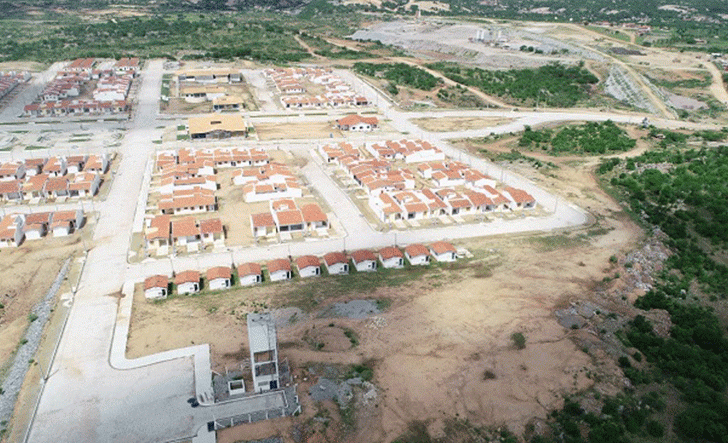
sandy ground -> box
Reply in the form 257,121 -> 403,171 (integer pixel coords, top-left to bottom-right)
411,116 -> 514,132
127,135 -> 645,442
0,236 -> 86,373
255,122 -> 343,141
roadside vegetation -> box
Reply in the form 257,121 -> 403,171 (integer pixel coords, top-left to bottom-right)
518,121 -> 637,155
353,62 -> 440,95
428,62 -> 598,108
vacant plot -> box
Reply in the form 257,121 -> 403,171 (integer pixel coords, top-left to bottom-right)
0,230 -> 89,373
254,121 -> 343,141
411,116 -> 513,132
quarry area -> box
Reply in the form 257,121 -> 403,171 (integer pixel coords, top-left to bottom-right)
0,13 -> 726,443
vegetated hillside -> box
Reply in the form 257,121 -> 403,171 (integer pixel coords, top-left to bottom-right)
518,121 -> 636,155
429,62 -> 598,108
3,0 -> 311,10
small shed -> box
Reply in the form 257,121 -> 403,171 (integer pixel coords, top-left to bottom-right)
430,241 -> 457,262
144,275 -> 169,300
175,270 -> 201,295
323,252 -> 349,275
404,244 -> 430,266
350,249 -> 377,272
207,266 -> 232,291
295,255 -> 321,278
379,246 -> 404,269
267,259 -> 292,282
237,262 -> 263,286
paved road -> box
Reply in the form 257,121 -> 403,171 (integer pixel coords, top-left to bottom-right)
16,58 -> 723,443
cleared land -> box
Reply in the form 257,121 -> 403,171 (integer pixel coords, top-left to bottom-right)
411,116 -> 513,132
255,121 -> 343,141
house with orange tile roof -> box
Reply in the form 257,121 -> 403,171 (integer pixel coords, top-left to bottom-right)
237,263 -> 263,286
145,215 -> 171,255
350,249 -> 377,272
295,255 -> 321,278
317,142 -> 360,164
24,212 -> 52,240
502,186 -> 536,209
324,252 -> 349,275
83,154 -> 110,174
175,270 -> 201,295
0,214 -> 24,248
301,203 -> 328,232
404,244 -> 430,266
250,212 -> 276,239
0,162 -> 25,182
336,114 -> 379,132
0,180 -> 22,202
430,241 -> 457,262
51,209 -> 83,237
267,258 -> 292,282
379,246 -> 404,269
171,217 -> 201,253
158,188 -> 216,215
207,266 -> 232,291
144,275 -> 169,300
22,174 -> 48,201
199,218 -> 224,246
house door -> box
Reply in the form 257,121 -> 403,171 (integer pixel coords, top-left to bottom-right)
269,380 -> 278,390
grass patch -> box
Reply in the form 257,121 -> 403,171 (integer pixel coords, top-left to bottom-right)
528,234 -> 588,252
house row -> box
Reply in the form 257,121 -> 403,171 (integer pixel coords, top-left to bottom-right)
142,242 -> 458,299
231,162 -> 303,202
176,69 -> 242,84
339,157 -> 416,196
0,154 -> 109,181
417,160 -> 496,189
114,57 -> 141,75
250,199 -> 328,238
367,184 -> 535,222
24,99 -> 129,117
156,147 -> 269,171
318,142 -> 361,164
0,210 -> 84,248
93,74 -> 133,102
158,187 -> 217,215
366,139 -> 445,164
0,71 -> 30,100
264,67 -> 369,109
145,214 -> 224,255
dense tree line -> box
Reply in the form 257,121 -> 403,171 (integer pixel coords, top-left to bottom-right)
518,121 -> 636,154
353,62 -> 440,90
428,62 -> 598,108
0,15 -> 312,62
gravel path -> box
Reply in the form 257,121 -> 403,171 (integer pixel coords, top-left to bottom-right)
0,257 -> 71,430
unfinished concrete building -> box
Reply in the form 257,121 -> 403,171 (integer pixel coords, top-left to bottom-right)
247,313 -> 280,393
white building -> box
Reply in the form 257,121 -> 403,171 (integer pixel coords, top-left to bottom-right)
379,246 -> 404,269
144,275 -> 169,300
207,266 -> 232,291
248,313 -> 281,393
295,255 -> 321,278
430,241 -> 457,262
175,270 -> 201,295
323,252 -> 349,275
405,244 -> 430,266
237,263 -> 263,286
350,249 -> 377,272
267,259 -> 292,282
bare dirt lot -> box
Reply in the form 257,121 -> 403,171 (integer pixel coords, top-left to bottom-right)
0,234 -> 87,373
255,121 -> 343,141
411,116 -> 514,132
128,136 -> 646,441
